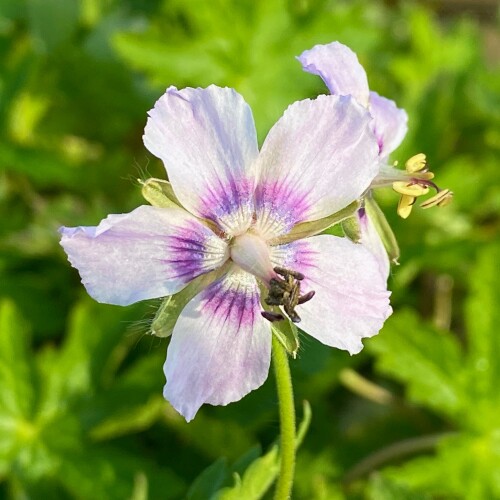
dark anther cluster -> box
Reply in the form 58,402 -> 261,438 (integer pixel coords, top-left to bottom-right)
262,267 -> 315,323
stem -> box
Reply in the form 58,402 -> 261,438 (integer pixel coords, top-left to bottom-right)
272,334 -> 296,500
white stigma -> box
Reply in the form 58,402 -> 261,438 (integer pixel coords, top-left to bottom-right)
230,232 -> 275,284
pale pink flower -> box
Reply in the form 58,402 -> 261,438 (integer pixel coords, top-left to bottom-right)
60,85 -> 391,421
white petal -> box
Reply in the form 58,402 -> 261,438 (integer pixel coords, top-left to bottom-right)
254,95 -> 379,239
271,235 -> 392,354
298,42 -> 370,106
369,92 -> 408,158
59,206 -> 228,306
143,85 -> 259,235
164,268 -> 271,421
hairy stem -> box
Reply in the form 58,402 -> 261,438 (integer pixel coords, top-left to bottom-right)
272,334 -> 296,500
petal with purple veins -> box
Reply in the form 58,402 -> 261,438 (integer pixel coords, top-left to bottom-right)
163,268 -> 271,421
254,94 -> 379,239
143,85 -> 259,235
271,234 -> 392,354
298,42 -> 370,106
59,205 -> 228,306
369,91 -> 408,158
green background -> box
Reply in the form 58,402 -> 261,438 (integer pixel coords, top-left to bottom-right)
0,0 -> 499,498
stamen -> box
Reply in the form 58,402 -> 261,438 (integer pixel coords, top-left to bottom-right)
405,153 -> 427,173
274,266 -> 305,280
420,188 -> 454,209
397,194 -> 416,219
264,266 -> 315,323
297,290 -> 315,304
390,153 -> 453,218
261,311 -> 285,323
393,181 -> 429,197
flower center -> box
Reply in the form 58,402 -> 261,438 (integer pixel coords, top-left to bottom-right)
230,232 -> 276,284
229,233 -> 315,323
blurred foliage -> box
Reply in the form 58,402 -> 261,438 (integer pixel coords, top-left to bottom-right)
0,0 -> 499,498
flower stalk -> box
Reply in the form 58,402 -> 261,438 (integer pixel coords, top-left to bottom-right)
272,334 -> 296,500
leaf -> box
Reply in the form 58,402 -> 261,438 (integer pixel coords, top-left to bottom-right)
464,245 -> 500,415
26,0 -> 80,51
57,446 -> 185,500
367,473 -> 432,500
187,458 -> 229,500
212,401 -> 311,499
215,445 -> 280,500
368,309 -> 464,418
0,299 -> 35,420
380,432 -> 500,499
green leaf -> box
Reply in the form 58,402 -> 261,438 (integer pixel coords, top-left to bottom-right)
187,458 -> 229,500
464,245 -> 500,414
381,432 -> 500,499
0,299 -> 35,420
369,309 -> 464,418
35,300 -> 142,411
27,0 -> 80,51
83,351 -> 166,435
367,473 -> 432,500
58,447 -> 185,500
215,445 -> 279,500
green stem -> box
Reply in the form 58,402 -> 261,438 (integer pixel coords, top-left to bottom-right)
272,334 -> 296,500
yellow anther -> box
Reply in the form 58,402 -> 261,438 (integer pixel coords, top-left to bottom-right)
405,153 -> 427,173
393,181 -> 430,197
420,189 -> 454,209
397,194 -> 416,219
418,171 -> 435,180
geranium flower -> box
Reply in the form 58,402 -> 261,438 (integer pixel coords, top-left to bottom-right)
60,85 -> 391,421
298,42 -> 452,274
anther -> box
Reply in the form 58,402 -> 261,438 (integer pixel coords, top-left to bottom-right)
298,290 -> 315,304
274,266 -> 305,280
264,267 -> 315,324
261,311 -> 285,323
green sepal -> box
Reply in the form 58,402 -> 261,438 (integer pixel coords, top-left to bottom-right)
150,272 -> 216,338
268,200 -> 360,245
271,317 -> 300,359
141,178 -> 181,209
364,195 -> 400,264
341,214 -> 362,243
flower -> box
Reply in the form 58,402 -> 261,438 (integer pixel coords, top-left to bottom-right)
298,42 -> 452,271
298,41 -> 408,160
60,85 -> 391,421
